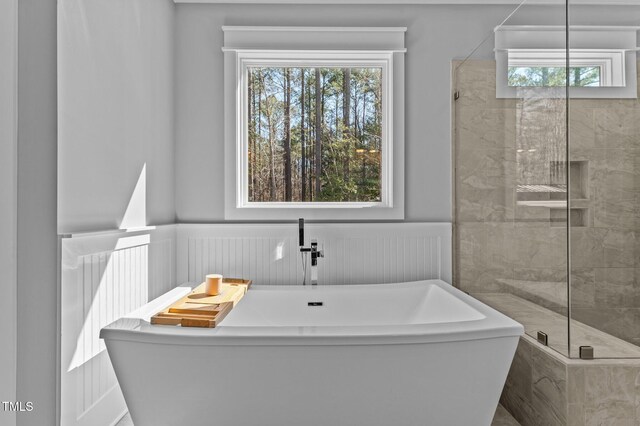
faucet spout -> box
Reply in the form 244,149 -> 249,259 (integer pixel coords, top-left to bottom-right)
310,239 -> 324,285
298,219 -> 324,285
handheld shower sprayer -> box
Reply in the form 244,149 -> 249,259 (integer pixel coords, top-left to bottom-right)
299,218 -> 305,247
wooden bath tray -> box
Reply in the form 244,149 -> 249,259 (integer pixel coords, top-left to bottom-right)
151,278 -> 252,328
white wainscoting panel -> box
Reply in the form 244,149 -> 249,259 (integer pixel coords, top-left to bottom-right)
60,226 -> 176,426
177,223 -> 451,286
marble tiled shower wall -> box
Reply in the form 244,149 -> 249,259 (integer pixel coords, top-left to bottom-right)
501,336 -> 640,426
453,60 -> 640,349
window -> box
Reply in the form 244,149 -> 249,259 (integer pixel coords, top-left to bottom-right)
506,48 -> 626,88
223,27 -> 406,220
247,66 -> 383,204
508,66 -> 601,87
495,26 -> 638,98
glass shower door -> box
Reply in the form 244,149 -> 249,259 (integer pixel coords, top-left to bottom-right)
568,3 -> 640,359
453,0 -> 571,357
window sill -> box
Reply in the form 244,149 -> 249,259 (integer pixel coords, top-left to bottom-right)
225,204 -> 404,221
240,202 -> 387,209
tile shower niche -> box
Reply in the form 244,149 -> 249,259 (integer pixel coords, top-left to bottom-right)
517,160 -> 589,227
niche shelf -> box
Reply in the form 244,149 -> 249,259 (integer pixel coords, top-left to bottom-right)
516,160 -> 590,226
550,160 -> 589,201
550,207 -> 588,227
517,161 -> 589,205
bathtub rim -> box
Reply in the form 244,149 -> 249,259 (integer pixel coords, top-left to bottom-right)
100,279 -> 524,346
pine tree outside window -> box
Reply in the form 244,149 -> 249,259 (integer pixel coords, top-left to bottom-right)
247,66 -> 383,203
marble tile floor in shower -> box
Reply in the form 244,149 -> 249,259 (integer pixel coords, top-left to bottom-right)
475,293 -> 640,358
115,404 -> 521,426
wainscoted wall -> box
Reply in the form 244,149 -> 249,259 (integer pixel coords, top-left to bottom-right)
60,222 -> 448,426
60,226 -> 176,426
177,223 -> 452,286
454,59 -> 640,349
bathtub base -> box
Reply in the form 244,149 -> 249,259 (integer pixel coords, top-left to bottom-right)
106,336 -> 518,426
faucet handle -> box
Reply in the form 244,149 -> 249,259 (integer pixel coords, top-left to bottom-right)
311,240 -> 324,257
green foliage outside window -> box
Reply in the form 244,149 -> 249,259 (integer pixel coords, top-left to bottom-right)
247,67 -> 383,203
508,66 -> 601,87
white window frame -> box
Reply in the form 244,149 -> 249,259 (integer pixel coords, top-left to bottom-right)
223,27 -> 406,220
495,26 -> 639,99
236,51 -> 392,210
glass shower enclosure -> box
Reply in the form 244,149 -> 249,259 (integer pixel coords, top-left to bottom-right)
453,0 -> 640,359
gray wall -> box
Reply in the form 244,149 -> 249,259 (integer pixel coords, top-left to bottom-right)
17,0 -> 58,424
173,4 -> 549,223
174,4 -> 640,224
18,0 -> 177,424
58,0 -> 176,234
0,0 -> 17,425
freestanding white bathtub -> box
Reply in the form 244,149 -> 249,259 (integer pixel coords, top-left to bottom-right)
101,280 -> 523,426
